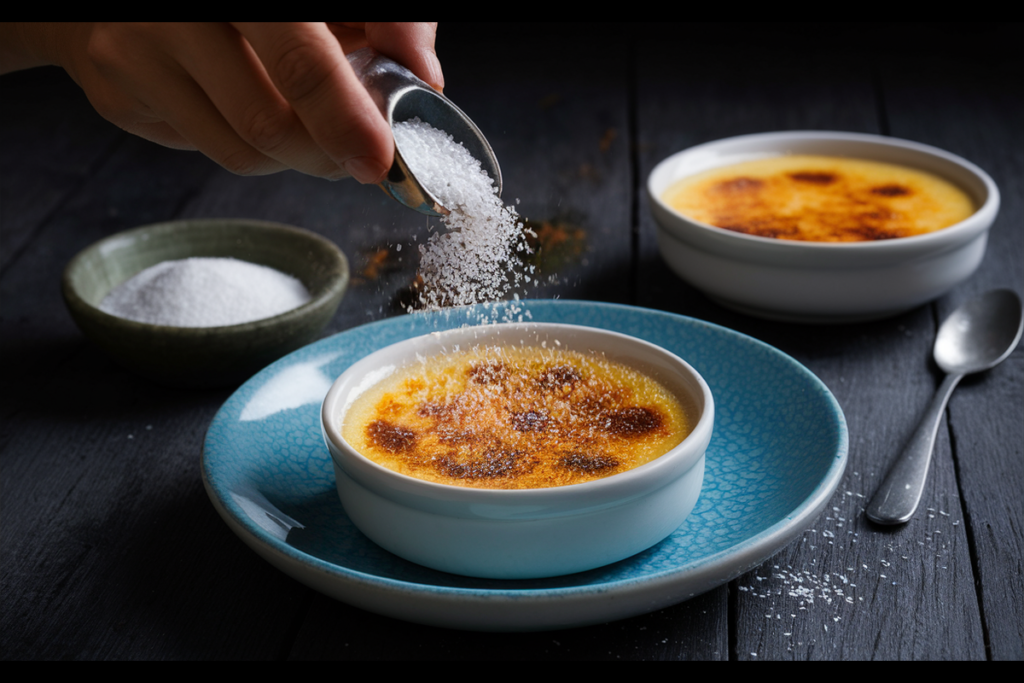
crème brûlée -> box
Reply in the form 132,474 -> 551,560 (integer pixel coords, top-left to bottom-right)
661,155 -> 976,242
341,345 -> 695,490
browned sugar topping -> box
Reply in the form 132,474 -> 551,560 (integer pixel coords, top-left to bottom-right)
558,451 -> 621,473
870,184 -> 911,197
604,406 -> 664,436
437,448 -> 537,480
662,155 -> 975,242
788,171 -> 837,184
367,420 -> 416,453
347,346 -> 692,490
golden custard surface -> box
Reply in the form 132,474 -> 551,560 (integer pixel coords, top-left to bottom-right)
342,346 -> 694,490
662,155 -> 975,242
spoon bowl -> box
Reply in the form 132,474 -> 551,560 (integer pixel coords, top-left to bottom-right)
347,48 -> 502,217
867,289 -> 1023,525
934,289 -> 1023,375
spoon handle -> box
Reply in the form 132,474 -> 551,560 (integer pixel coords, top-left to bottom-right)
867,372 -> 964,525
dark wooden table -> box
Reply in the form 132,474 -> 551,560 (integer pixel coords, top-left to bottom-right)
2,23 -> 1021,660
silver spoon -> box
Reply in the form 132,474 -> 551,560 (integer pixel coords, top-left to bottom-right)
867,289 -> 1023,525
347,48 -> 502,217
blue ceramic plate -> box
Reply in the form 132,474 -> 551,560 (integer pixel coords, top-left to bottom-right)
202,301 -> 847,632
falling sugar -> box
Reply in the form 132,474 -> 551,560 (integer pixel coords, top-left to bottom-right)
393,118 -> 534,317
99,257 -> 311,327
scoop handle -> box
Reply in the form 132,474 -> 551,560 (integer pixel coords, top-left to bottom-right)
866,372 -> 962,525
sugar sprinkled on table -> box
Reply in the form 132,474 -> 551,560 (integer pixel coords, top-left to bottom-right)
733,478 -> 964,658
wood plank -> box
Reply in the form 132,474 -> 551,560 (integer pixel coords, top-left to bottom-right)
0,134 -> 219,404
634,25 -> 988,659
288,590 -> 727,660
880,35 -> 1024,660
0,74 -> 313,658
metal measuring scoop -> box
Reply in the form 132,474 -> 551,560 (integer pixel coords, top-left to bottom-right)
867,289 -> 1023,525
347,48 -> 502,217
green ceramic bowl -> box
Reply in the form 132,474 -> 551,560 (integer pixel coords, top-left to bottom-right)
63,219 -> 349,388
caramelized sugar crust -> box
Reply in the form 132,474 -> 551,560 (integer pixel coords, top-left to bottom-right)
662,155 -> 975,242
342,346 -> 693,489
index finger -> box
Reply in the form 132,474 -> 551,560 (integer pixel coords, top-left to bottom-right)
332,22 -> 444,92
232,22 -> 394,184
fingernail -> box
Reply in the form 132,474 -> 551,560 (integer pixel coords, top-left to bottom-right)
343,157 -> 387,184
422,49 -> 444,92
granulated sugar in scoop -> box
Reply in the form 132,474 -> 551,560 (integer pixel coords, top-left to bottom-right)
99,257 -> 311,327
393,117 -> 534,312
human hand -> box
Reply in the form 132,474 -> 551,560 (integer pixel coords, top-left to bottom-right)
5,22 -> 443,182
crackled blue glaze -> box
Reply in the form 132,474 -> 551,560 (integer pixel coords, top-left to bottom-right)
202,300 -> 847,626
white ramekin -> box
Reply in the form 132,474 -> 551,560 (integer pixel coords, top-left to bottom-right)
321,322 -> 714,579
648,131 -> 1000,323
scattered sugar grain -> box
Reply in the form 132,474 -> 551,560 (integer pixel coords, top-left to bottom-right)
734,482 -> 966,654
100,257 -> 311,327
